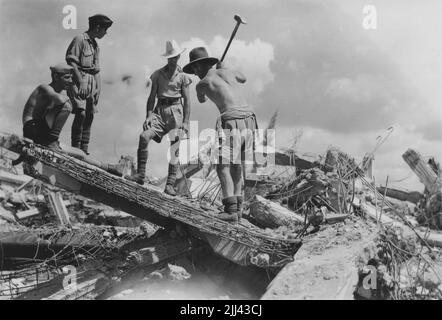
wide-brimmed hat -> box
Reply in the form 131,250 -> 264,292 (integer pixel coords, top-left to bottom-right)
162,40 -> 186,59
183,47 -> 219,74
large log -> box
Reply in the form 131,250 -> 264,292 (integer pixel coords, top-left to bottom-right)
376,186 -> 422,204
249,195 -> 304,229
402,149 -> 441,194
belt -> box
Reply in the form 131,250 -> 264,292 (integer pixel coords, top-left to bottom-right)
80,67 -> 99,75
158,97 -> 181,105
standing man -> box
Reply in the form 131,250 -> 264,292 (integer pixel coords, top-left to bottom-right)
183,47 -> 257,222
128,40 -> 191,196
65,14 -> 113,155
22,63 -> 74,150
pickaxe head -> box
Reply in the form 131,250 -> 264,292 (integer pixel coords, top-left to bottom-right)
234,14 -> 247,24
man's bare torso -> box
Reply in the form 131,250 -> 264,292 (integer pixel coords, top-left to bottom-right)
196,68 -> 247,114
22,85 -> 69,124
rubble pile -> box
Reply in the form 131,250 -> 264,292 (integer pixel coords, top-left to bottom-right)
355,225 -> 442,300
1,140 -> 441,300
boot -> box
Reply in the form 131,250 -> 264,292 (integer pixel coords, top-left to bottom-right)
236,196 -> 244,220
45,140 -> 62,151
164,184 -> 177,196
164,163 -> 178,196
218,196 -> 238,222
127,149 -> 148,185
127,173 -> 146,185
106,163 -> 124,177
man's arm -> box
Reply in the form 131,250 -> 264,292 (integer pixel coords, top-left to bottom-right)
196,82 -> 207,103
142,74 -> 158,131
146,76 -> 158,119
66,36 -> 88,98
94,72 -> 101,105
182,82 -> 191,125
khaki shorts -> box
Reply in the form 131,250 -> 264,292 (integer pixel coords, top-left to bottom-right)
69,72 -> 98,114
146,103 -> 184,143
216,115 -> 257,165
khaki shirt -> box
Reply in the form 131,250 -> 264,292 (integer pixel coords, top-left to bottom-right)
150,65 -> 191,98
66,32 -> 100,74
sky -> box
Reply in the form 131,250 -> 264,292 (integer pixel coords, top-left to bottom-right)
0,0 -> 441,191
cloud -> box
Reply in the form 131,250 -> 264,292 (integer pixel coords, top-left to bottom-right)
253,1 -> 418,134
414,121 -> 442,142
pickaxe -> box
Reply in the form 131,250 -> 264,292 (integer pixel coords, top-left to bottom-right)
220,14 -> 247,62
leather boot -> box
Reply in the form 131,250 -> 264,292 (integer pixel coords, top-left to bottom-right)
127,149 -> 148,184
218,196 -> 238,222
236,196 -> 244,220
164,163 -> 178,196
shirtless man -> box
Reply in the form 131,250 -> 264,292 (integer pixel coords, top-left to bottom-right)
21,62 -> 123,176
183,47 -> 257,222
22,63 -> 74,150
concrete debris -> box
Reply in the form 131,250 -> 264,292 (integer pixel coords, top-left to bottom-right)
1,142 -> 442,300
167,264 -> 191,281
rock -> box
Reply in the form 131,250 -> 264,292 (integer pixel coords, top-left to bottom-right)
9,192 -> 26,205
167,264 -> 191,281
149,271 -> 164,280
418,270 -> 442,291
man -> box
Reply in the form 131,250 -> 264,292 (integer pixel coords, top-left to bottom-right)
66,14 -> 113,155
22,63 -> 74,150
128,40 -> 191,196
20,62 -> 123,177
183,47 -> 257,222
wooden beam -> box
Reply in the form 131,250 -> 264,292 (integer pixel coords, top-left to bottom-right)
249,195 -> 304,229
46,192 -> 71,226
402,149 -> 441,194
376,186 -> 423,204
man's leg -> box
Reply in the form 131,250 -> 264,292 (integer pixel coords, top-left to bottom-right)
127,130 -> 156,184
230,163 -> 244,219
164,138 -> 180,196
46,103 -> 72,149
80,111 -> 94,155
216,164 -> 238,222
71,110 -> 85,149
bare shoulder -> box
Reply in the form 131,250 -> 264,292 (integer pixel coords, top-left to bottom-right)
35,84 -> 54,96
37,85 -> 68,104
196,78 -> 209,89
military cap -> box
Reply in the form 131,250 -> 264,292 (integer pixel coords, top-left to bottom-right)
88,14 -> 113,28
50,62 -> 73,74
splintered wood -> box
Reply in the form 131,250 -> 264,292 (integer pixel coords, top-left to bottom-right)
403,149 -> 441,194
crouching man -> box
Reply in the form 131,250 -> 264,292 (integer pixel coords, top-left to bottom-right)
21,62 -> 123,177
183,48 -> 257,222
22,63 -> 74,150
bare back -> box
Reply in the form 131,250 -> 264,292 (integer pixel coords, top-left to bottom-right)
196,68 -> 247,114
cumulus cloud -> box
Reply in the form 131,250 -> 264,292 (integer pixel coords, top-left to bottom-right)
180,36 -> 274,96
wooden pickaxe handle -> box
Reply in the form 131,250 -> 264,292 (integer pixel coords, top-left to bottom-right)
220,22 -> 241,62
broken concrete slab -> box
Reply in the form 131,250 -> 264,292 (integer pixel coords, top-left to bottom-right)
262,219 -> 377,300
